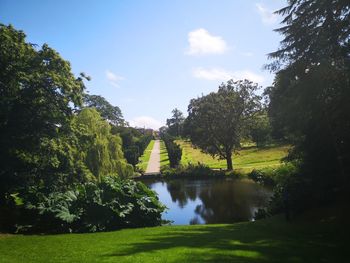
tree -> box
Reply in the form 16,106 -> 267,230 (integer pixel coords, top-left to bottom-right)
249,112 -> 271,147
166,108 -> 185,137
0,24 -> 162,234
268,0 -> 350,72
185,80 -> 261,170
74,108 -> 133,181
110,126 -> 152,167
83,94 -> 126,126
266,0 -> 350,195
0,24 -> 86,199
161,133 -> 182,168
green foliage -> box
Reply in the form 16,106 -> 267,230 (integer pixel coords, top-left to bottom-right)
266,0 -> 350,209
166,108 -> 185,137
247,163 -> 297,187
74,108 -> 133,180
161,163 -> 243,178
0,25 -> 163,234
124,146 -> 140,166
159,140 -> 170,168
249,112 -> 272,147
112,126 -> 153,167
83,94 -> 126,126
16,176 -> 165,233
185,80 -> 262,170
135,135 -> 153,158
162,163 -> 212,177
136,140 -> 155,172
0,24 -> 86,199
176,139 -> 290,173
161,134 -> 182,168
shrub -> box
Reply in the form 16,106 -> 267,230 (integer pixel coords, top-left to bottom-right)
14,176 -> 166,233
248,169 -> 275,186
247,163 -> 297,187
160,163 -> 243,178
250,163 -> 316,218
161,134 -> 182,168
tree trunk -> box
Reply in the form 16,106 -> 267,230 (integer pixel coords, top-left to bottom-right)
226,151 -> 233,171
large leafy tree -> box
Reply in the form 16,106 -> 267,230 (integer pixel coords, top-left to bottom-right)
83,94 -> 126,126
74,108 -> 133,181
0,24 -> 86,199
268,0 -> 349,71
185,80 -> 261,170
266,0 -> 350,194
166,108 -> 185,137
249,111 -> 271,147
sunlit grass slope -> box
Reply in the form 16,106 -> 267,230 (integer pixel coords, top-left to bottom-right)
0,216 -> 345,263
136,140 -> 155,171
176,140 -> 290,173
160,140 -> 169,168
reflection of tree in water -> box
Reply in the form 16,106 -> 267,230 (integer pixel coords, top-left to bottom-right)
195,181 -> 252,223
166,180 -> 200,208
166,179 -> 271,224
195,181 -> 263,223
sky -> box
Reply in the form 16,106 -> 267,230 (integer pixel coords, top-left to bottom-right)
0,0 -> 285,130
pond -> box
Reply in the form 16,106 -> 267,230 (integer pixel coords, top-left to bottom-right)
143,178 -> 272,225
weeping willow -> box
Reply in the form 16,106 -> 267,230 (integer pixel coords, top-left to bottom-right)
74,108 -> 133,181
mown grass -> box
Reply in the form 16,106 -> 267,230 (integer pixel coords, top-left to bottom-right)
136,140 -> 155,171
160,140 -> 169,168
0,215 -> 345,263
176,140 -> 290,173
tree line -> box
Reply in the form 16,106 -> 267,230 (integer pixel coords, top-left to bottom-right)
0,24 -> 164,233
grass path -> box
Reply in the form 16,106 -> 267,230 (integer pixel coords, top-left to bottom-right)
0,216 -> 345,263
160,140 -> 169,168
136,140 -> 155,172
176,140 -> 290,173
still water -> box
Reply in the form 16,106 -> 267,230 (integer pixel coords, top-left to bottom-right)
144,178 -> 272,225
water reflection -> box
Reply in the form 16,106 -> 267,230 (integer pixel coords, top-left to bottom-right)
144,178 -> 272,225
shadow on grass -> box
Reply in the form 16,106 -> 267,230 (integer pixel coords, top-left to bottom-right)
103,219 -> 345,263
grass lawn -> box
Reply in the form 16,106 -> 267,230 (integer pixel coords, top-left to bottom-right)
160,140 -> 169,168
0,216 -> 345,263
176,140 -> 290,173
136,140 -> 155,172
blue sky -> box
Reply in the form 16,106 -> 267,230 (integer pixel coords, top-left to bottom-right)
1,0 -> 285,129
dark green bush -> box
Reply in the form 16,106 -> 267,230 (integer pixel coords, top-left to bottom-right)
124,146 -> 140,166
247,163 -> 297,187
161,163 -> 243,178
14,176 -> 165,233
136,135 -> 153,156
248,169 -> 275,186
161,134 -> 182,168
250,163 -> 316,218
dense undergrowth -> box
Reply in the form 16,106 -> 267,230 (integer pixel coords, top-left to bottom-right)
2,176 -> 165,234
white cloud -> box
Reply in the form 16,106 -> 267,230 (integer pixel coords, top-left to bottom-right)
129,116 -> 163,130
193,67 -> 265,84
255,3 -> 278,25
106,70 -> 124,87
186,28 -> 228,55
